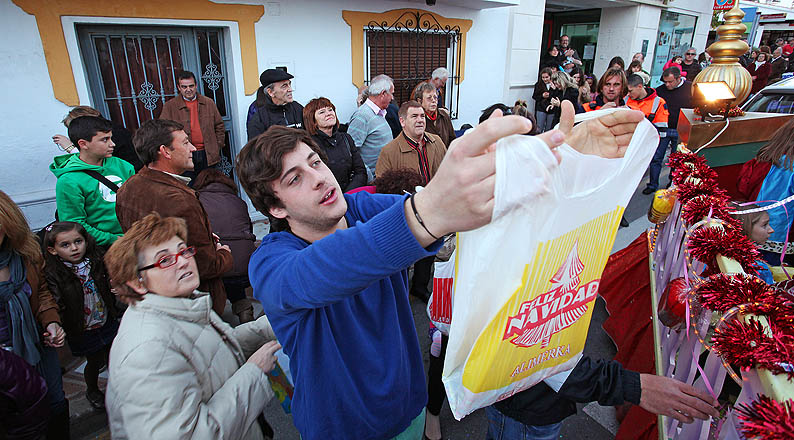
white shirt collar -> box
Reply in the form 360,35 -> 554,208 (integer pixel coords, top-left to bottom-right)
365,98 -> 386,117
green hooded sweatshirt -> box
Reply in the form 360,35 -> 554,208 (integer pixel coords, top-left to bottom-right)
49,153 -> 135,246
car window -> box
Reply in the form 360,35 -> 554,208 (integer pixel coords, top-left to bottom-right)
744,93 -> 794,114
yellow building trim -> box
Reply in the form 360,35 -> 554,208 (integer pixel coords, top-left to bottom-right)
342,9 -> 472,89
12,0 -> 264,106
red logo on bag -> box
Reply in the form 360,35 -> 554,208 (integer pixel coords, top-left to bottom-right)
431,277 -> 453,324
502,242 -> 598,348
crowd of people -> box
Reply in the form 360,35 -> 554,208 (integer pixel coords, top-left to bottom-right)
14,33 -> 794,439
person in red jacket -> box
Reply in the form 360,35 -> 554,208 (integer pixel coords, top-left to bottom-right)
747,52 -> 772,95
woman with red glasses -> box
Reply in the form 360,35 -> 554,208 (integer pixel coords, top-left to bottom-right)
103,213 -> 281,439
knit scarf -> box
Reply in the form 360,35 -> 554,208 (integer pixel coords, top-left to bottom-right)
0,248 -> 42,367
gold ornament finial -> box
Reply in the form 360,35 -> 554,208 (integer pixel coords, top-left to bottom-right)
693,0 -> 752,106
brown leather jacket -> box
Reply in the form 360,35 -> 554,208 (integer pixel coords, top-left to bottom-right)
375,132 -> 446,182
115,167 -> 233,314
26,262 -> 61,329
159,95 -> 226,166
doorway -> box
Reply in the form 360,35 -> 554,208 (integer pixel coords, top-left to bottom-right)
77,25 -> 237,177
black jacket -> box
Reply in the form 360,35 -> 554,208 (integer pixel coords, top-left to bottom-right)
550,87 -> 583,125
312,130 -> 368,192
493,356 -> 642,425
532,80 -> 553,114
44,257 -> 120,337
656,80 -> 693,129
246,87 -> 304,140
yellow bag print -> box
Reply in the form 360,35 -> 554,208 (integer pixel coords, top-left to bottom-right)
442,110 -> 658,419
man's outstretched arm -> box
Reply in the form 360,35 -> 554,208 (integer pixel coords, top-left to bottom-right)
408,103 -> 645,247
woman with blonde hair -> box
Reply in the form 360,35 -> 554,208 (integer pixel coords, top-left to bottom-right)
548,71 -> 583,126
0,190 -> 69,437
104,212 -> 281,439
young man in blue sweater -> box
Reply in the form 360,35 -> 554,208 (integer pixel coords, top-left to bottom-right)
236,104 -> 716,439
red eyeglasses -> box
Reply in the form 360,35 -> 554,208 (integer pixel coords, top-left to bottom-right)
138,247 -> 196,271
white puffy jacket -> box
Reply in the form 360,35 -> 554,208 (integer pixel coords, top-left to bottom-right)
107,291 -> 276,439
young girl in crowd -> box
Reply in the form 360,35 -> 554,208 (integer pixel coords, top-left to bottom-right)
42,222 -> 121,410
731,203 -> 775,284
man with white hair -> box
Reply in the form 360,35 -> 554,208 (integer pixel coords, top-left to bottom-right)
769,47 -> 788,82
348,74 -> 395,178
430,67 -> 449,107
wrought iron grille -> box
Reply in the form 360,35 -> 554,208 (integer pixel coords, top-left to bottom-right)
90,33 -> 185,132
364,11 -> 461,119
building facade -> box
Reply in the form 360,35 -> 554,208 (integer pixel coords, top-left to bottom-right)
3,0 -> 710,229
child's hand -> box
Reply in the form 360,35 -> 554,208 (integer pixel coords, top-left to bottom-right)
43,322 -> 66,347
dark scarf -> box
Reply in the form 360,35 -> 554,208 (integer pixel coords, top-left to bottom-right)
0,248 -> 41,367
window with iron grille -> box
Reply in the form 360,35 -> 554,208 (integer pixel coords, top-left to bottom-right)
364,11 -> 461,119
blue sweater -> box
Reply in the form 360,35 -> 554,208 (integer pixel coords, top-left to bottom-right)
249,192 -> 440,439
347,104 -> 393,172
756,161 -> 794,243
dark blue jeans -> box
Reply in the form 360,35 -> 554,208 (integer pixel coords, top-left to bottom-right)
39,345 -> 67,413
485,406 -> 562,440
646,129 -> 678,191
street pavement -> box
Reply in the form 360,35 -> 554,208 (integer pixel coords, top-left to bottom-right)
74,168 -> 666,439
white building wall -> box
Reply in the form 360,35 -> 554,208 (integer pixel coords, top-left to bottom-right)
592,0 -> 711,80
503,0 -> 546,110
2,0 -> 513,229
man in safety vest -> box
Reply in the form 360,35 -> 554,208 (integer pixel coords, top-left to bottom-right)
625,74 -> 671,194
584,68 -> 627,112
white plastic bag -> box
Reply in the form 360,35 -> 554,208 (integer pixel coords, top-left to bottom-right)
442,110 -> 658,419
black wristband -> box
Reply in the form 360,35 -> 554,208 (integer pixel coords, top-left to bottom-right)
409,193 -> 441,241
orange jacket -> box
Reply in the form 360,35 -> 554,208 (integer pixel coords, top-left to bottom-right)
584,95 -> 625,112
626,88 -> 669,136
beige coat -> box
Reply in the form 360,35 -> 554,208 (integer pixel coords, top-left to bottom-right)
107,291 -> 276,439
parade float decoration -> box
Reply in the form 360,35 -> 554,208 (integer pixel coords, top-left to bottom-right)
648,147 -> 794,440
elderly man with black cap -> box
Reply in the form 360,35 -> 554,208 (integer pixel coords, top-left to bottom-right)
246,68 -> 304,140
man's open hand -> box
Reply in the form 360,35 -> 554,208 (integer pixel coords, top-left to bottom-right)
408,115 -> 564,246
559,101 -> 644,159
639,374 -> 720,424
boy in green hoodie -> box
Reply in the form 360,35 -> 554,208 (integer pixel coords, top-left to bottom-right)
49,116 -> 135,247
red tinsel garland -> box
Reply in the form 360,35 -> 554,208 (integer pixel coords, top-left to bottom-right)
668,151 -> 707,170
676,181 -> 729,204
736,395 -> 794,440
687,226 -> 761,277
680,195 -> 740,229
696,273 -> 779,313
712,317 -> 794,378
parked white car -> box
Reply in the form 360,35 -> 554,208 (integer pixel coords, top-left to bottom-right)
742,75 -> 794,114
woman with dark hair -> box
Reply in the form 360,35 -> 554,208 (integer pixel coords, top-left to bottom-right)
0,190 -> 69,437
608,56 -> 625,71
194,169 -> 257,323
570,68 -> 591,107
746,51 -> 772,94
737,118 -> 794,265
532,67 -> 556,133
540,46 -> 562,71
303,97 -> 368,191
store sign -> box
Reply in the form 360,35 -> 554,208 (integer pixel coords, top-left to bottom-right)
760,13 -> 787,21
713,0 -> 735,11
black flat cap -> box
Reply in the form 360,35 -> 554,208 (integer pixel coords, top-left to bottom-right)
260,69 -> 294,86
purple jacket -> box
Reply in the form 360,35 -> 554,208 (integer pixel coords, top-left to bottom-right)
0,349 -> 49,439
197,182 -> 256,278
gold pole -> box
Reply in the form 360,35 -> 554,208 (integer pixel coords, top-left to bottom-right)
693,1 -> 753,106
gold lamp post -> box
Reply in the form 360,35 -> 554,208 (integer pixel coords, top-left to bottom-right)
693,1 -> 752,107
